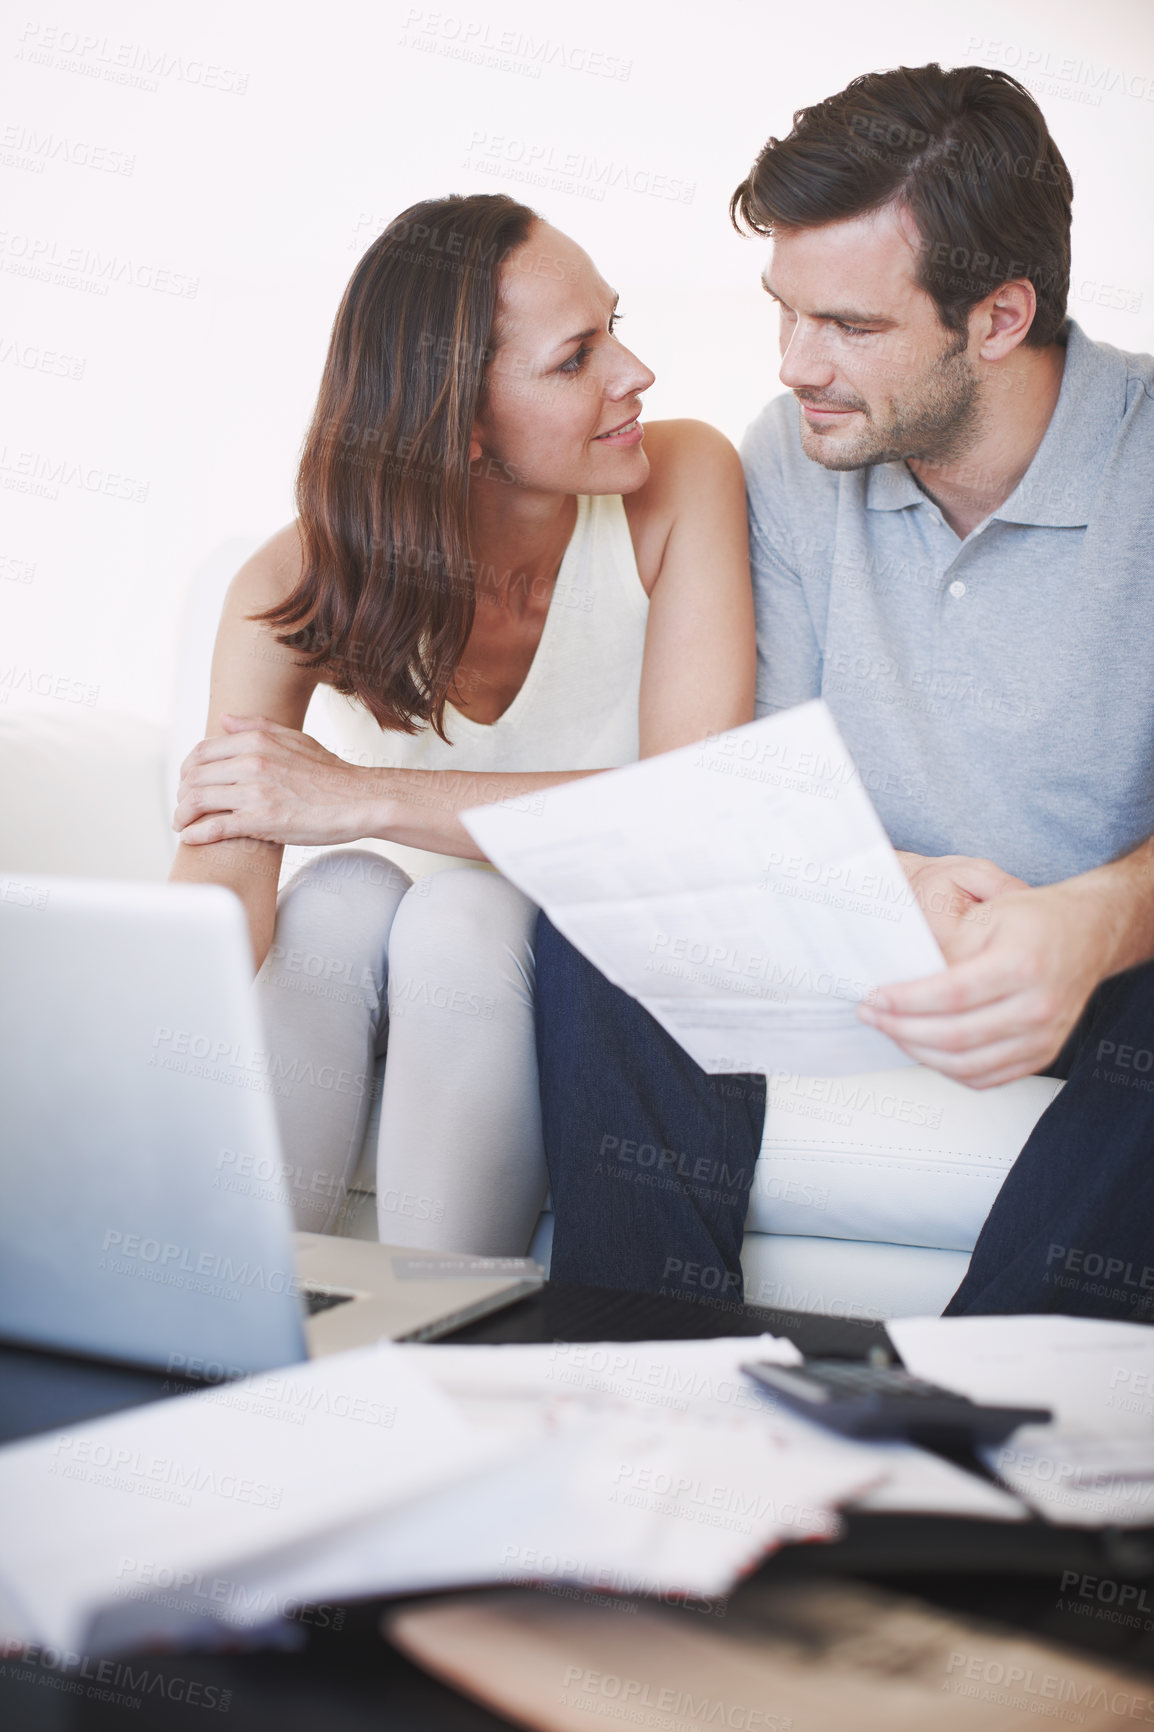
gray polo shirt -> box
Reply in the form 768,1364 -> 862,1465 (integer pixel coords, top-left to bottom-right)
742,320 -> 1154,886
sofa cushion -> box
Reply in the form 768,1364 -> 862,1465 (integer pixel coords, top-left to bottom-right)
0,709 -> 172,880
353,1057 -> 1061,1266
748,1067 -> 1065,1252
528,1215 -> 968,1320
740,1230 -> 971,1321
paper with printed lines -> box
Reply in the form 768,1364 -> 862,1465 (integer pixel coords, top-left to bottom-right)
464,702 -> 944,1075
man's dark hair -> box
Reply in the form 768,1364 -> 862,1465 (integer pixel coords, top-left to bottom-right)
731,63 -> 1074,346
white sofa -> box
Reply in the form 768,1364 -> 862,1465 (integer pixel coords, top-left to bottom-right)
0,547 -> 1063,1321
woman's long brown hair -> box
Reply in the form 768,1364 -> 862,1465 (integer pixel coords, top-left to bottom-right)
256,193 -> 538,737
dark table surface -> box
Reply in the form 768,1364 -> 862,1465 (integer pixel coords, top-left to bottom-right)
3,1282 -> 1153,1731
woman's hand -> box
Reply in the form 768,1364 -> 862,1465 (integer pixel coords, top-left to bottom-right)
174,714 -> 373,847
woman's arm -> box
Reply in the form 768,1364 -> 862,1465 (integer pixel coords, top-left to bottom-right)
625,418 -> 756,754
175,420 -> 755,860
177,719 -> 599,860
169,524 -> 319,968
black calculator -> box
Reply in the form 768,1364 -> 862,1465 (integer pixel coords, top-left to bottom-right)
740,1357 -> 1051,1444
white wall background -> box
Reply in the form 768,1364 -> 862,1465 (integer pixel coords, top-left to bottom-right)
3,0 -> 1153,727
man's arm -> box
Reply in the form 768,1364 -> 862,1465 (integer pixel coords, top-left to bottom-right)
860,840 -> 1154,1088
741,400 -> 826,717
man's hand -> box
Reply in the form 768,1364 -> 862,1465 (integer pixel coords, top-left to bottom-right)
173,715 -> 372,847
894,850 -> 1026,954
859,873 -> 1113,1088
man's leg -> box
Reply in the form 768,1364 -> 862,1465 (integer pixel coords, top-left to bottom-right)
946,962 -> 1154,1318
534,913 -> 764,1306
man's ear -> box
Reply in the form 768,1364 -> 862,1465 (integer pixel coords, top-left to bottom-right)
975,280 -> 1037,361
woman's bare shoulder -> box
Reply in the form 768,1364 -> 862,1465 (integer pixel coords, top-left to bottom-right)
210,521 -> 318,720
626,419 -> 742,523
214,520 -> 308,670
623,421 -> 745,587
639,416 -> 739,454
636,418 -> 742,486
226,520 -> 305,612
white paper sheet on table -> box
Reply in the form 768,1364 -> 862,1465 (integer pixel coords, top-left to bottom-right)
846,1440 -> 1027,1521
0,1342 -> 512,1655
1,1333 -> 1032,1656
462,701 -> 944,1076
192,1336 -> 880,1616
889,1315 -> 1154,1527
406,1338 -> 1025,1522
196,1336 -> 1026,1625
416,1340 -> 1027,1523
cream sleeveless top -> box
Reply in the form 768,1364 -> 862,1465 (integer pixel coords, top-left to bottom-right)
322,492 -> 648,772
316,493 -> 649,872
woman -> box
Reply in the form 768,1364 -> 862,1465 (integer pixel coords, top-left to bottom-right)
171,193 -> 754,1255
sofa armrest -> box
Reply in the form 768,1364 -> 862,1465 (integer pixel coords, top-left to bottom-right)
750,1066 -> 1064,1251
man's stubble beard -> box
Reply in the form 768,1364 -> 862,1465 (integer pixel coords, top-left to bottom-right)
798,329 -> 986,473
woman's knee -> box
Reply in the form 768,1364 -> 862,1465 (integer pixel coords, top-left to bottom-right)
283,847 -> 410,905
260,850 -> 412,1005
275,849 -> 411,936
387,869 -> 537,1003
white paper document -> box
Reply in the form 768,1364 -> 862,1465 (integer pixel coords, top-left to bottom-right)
846,1441 -> 1028,1522
889,1315 -> 1154,1527
463,702 -> 944,1076
192,1337 -> 885,1615
0,1334 -> 1037,1655
413,1340 -> 1026,1525
181,1337 -> 1026,1628
0,1343 -> 512,1654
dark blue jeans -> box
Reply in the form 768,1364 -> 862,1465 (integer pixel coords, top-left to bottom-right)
534,912 -> 1154,1319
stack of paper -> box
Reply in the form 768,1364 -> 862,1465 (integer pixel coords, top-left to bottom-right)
890,1314 -> 1154,1526
401,1339 -> 1026,1527
180,1336 -> 880,1621
209,1335 -> 1025,1628
0,1343 -> 508,1654
1,1332 -> 1033,1658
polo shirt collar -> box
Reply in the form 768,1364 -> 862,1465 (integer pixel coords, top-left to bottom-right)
862,321 -> 1123,529
865,459 -> 924,512
993,320 -> 1121,528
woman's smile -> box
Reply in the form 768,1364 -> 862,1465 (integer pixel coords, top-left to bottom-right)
593,414 -> 644,445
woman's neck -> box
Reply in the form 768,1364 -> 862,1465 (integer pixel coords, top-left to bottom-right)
466,482 -> 578,620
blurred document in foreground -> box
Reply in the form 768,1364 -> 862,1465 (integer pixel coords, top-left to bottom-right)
464,701 -> 944,1075
889,1315 -> 1154,1527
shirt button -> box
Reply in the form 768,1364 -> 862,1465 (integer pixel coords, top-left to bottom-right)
948,580 -> 966,598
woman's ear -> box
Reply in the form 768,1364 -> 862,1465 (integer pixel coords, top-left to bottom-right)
468,426 -> 484,465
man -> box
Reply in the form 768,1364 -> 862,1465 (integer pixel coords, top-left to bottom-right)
534,63 -> 1154,1319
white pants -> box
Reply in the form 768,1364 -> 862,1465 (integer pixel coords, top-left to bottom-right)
253,850 -> 547,1254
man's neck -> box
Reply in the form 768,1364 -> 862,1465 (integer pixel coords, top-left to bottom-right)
907,341 -> 1067,539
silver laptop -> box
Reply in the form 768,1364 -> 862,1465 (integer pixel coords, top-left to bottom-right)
0,875 -> 543,1378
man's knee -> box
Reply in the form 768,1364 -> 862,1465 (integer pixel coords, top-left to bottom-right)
535,910 -> 583,979
660,1254 -> 743,1302
536,911 -> 620,1019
